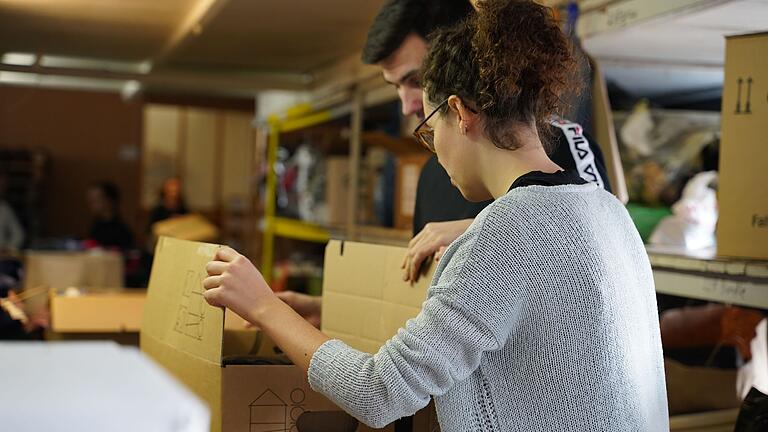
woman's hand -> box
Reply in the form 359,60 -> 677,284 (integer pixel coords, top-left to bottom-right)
204,247 -> 330,374
203,246 -> 279,325
402,219 -> 473,282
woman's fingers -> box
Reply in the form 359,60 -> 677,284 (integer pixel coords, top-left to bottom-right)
206,260 -> 227,276
202,287 -> 222,307
216,246 -> 239,263
203,275 -> 223,290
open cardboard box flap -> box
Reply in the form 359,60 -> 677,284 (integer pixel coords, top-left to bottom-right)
322,240 -> 433,354
142,236 -> 225,363
322,240 -> 439,431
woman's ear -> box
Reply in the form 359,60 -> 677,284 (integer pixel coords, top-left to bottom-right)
447,95 -> 476,135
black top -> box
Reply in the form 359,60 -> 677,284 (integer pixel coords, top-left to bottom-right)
89,217 -> 134,250
508,170 -> 587,192
412,122 -> 611,235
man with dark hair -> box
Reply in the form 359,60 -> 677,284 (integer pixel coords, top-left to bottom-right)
363,0 -> 610,281
362,0 -> 474,64
277,0 -> 610,331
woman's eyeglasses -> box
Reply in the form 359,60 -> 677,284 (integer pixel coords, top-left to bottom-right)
412,99 -> 448,152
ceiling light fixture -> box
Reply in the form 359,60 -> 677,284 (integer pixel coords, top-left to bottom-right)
1,52 -> 37,66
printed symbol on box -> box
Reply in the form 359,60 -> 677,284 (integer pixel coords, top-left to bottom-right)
735,77 -> 754,115
288,389 -> 306,432
249,389 -> 287,432
173,270 -> 206,340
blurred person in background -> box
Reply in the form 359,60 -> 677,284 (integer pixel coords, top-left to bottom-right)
148,177 -> 188,230
85,181 -> 134,251
0,171 -> 24,253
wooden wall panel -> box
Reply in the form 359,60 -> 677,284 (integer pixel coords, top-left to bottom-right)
182,108 -> 217,210
221,112 -> 254,206
142,104 -> 180,208
0,85 -> 142,239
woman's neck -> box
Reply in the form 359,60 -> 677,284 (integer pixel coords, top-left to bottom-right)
479,129 -> 562,199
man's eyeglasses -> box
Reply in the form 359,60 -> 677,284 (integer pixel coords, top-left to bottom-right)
412,99 -> 448,153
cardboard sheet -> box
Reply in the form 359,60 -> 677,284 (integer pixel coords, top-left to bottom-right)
321,240 -> 433,354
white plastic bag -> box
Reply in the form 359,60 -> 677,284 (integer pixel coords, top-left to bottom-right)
649,171 -> 718,250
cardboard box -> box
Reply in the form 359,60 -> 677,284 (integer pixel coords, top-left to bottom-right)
322,240 -> 439,431
48,287 -> 247,346
23,251 -> 124,314
665,359 -> 741,416
394,153 -> 430,231
669,408 -> 739,432
326,156 -> 351,226
718,32 -> 768,260
152,213 -> 220,243
24,251 -> 124,290
49,287 -> 146,333
141,237 -> 377,432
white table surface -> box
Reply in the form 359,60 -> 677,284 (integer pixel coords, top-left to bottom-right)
0,341 -> 209,432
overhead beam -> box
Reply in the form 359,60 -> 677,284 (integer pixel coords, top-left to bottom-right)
0,62 -> 308,93
151,0 -> 232,68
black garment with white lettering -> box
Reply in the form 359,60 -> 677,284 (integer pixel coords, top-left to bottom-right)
508,169 -> 587,192
412,120 -> 611,235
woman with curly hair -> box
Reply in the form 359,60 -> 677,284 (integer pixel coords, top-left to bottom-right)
202,1 -> 668,430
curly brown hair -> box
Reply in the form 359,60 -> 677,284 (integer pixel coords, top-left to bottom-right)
421,0 -> 578,151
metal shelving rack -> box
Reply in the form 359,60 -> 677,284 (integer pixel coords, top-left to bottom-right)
260,104 -> 340,283
259,83 -> 414,283
648,245 -> 768,310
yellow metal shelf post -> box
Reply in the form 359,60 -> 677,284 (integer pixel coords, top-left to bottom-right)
261,118 -> 280,282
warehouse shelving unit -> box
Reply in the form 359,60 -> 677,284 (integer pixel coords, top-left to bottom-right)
259,79 -> 423,283
542,1 -> 768,307
648,245 -> 768,310
260,105 -> 338,283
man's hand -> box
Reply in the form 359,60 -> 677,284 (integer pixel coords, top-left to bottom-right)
203,246 -> 279,325
275,291 -> 322,328
402,219 -> 473,282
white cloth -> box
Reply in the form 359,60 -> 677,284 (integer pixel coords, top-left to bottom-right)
309,184 -> 669,431
0,342 -> 209,432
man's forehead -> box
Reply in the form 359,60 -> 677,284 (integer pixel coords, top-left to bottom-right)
379,33 -> 427,80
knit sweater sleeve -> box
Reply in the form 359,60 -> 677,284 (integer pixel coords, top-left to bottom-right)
308,224 -> 519,428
